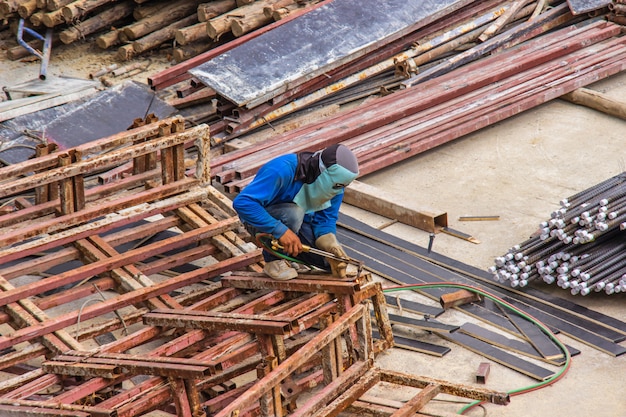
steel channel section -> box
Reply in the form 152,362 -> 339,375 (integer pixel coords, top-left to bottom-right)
210,6 -> 576,178
348,22 -> 620,162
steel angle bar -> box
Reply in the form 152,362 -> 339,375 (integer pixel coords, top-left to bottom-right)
345,22 -> 622,158
230,3 -> 512,137
401,2 -> 574,88
379,369 -> 510,405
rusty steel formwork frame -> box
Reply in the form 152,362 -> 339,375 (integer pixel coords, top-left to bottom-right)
0,113 -> 509,417
0,114 -> 256,416
0,117 -> 401,417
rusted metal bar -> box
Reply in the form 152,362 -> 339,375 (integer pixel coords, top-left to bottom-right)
143,309 -> 295,335
0,401 -> 111,417
0,275 -> 81,356
357,39 -> 626,176
44,354 -> 212,379
310,367 -> 381,417
0,215 -> 180,279
169,377 -> 194,417
213,304 -> 366,417
58,153 -> 75,214
0,250 -> 261,351
0,124 -> 207,199
291,359 -> 373,417
351,27 -> 626,167
34,143 -> 52,204
221,274 -> 361,294
0,184 -> 209,268
0,168 -> 162,229
227,20 -> 610,183
390,383 -> 441,417
0,116 -> 185,182
379,369 -> 510,405
231,2 -> 513,137
320,315 -> 338,385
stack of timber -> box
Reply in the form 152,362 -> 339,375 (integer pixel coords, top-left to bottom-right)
0,0 -> 322,63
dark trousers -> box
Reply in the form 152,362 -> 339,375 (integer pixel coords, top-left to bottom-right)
244,202 -> 329,270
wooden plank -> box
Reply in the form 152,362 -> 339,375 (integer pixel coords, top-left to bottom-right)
343,180 -> 448,233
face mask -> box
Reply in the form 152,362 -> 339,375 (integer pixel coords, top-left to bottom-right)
293,164 -> 357,213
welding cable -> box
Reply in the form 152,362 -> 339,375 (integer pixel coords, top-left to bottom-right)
381,282 -> 572,415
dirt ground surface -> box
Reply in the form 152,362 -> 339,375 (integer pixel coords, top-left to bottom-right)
2,35 -> 626,417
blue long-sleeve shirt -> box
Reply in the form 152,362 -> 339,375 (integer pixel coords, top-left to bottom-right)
232,154 -> 342,240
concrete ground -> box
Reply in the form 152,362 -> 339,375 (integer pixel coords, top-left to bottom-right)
341,71 -> 626,416
1,43 -> 625,416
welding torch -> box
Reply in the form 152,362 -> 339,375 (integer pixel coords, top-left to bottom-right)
269,238 -> 364,275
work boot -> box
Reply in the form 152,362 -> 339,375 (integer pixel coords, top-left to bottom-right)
263,260 -> 298,281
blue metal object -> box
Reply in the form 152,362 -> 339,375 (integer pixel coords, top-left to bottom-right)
16,18 -> 52,80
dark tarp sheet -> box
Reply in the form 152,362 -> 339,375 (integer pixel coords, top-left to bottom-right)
0,81 -> 175,165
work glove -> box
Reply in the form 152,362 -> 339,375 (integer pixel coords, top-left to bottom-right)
315,233 -> 347,278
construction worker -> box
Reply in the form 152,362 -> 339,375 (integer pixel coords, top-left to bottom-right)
233,144 -> 359,280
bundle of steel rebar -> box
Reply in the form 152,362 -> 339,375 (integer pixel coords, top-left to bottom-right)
489,172 -> 626,295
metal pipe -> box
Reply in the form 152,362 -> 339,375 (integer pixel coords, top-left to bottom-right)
16,18 -> 52,80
